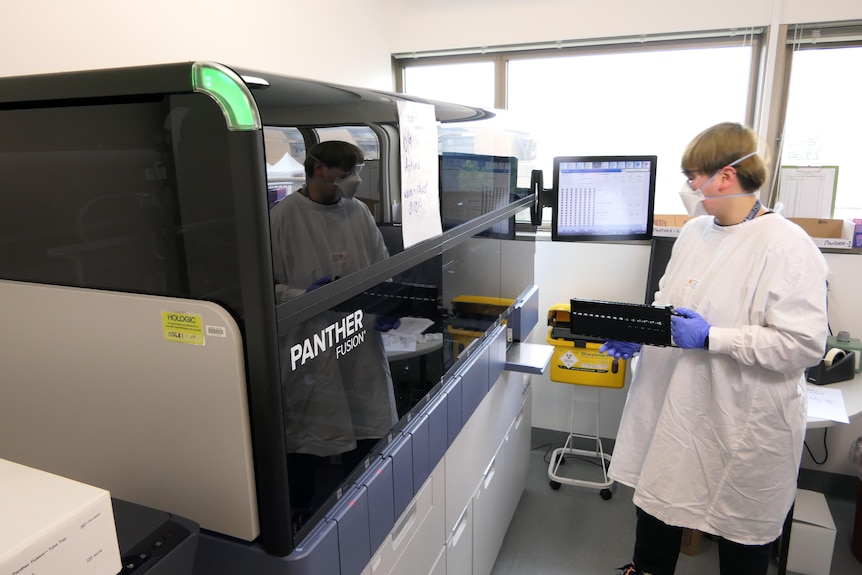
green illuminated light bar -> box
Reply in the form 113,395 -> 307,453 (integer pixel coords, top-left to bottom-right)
191,62 -> 261,131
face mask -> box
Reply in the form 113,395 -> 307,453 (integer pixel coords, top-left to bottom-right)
679,184 -> 708,216
308,156 -> 364,197
678,151 -> 758,216
334,173 -> 362,199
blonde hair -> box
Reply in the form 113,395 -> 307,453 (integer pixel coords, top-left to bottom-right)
681,122 -> 769,192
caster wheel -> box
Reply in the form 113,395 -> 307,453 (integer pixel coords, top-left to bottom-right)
600,489 -> 612,500
550,480 -> 561,490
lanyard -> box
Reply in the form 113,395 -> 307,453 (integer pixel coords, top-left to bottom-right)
717,199 -> 763,226
742,200 -> 763,223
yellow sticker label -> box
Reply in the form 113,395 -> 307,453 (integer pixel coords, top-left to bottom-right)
162,311 -> 205,345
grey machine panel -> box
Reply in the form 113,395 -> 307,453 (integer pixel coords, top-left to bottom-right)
384,432 -> 414,520
282,519 -> 340,575
193,518 -> 341,575
460,345 -> 490,425
508,285 -> 540,343
488,325 -> 507,391
407,413 -> 431,494
445,376 -> 463,447
358,455 -> 395,553
0,281 -> 259,542
327,485 -> 371,575
505,343 -> 554,375
424,392 -> 448,470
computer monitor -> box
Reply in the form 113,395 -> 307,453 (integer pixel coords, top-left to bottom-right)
551,155 -> 656,242
439,152 -> 518,238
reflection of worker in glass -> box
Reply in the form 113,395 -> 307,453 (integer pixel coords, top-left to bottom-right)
270,141 -> 398,529
602,123 -> 829,575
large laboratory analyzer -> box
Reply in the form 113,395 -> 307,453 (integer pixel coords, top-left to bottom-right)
0,61 -> 548,575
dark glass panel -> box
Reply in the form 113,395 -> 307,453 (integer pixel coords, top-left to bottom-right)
0,101 -> 177,292
0,95 -> 251,318
276,210 -> 536,541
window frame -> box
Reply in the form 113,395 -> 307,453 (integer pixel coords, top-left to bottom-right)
394,29 -> 765,113
764,21 -> 862,218
394,30 -> 766,231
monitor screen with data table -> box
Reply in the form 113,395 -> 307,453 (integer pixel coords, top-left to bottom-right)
552,155 -> 656,242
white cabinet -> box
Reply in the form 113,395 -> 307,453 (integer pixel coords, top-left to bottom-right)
365,369 -> 532,575
446,499 -> 473,575
504,397 -> 532,516
445,370 -> 530,534
429,547 -> 446,575
472,447 -> 506,575
473,393 -> 532,575
446,370 -> 532,575
371,461 -> 445,575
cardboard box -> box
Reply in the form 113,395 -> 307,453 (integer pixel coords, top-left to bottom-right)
653,214 -> 696,228
788,218 -> 844,239
679,528 -> 704,555
653,214 -> 679,228
787,489 -> 837,575
656,214 -> 856,247
0,458 -> 121,575
653,214 -> 698,237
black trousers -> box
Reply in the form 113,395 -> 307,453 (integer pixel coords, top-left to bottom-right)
632,507 -> 773,575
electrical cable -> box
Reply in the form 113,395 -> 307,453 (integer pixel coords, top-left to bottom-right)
531,443 -> 553,463
803,427 -> 828,465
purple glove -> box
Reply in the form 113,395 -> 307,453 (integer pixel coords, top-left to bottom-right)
671,307 -> 711,349
599,340 -> 641,360
374,315 -> 401,332
306,276 -> 332,292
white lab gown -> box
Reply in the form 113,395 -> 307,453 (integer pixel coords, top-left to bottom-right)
270,192 -> 390,300
271,191 -> 397,456
608,213 -> 828,545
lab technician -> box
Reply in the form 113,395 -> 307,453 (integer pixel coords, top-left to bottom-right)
601,122 -> 829,575
270,141 -> 398,529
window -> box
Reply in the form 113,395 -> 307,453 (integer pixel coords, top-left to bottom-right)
317,126 -> 381,160
508,46 -> 753,218
397,32 -> 761,225
779,27 -> 862,221
263,126 -> 383,213
264,127 -> 306,203
402,61 -> 496,110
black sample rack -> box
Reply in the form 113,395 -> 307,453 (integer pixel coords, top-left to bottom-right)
569,298 -> 674,346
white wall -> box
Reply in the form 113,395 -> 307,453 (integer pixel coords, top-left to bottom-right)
0,0 -> 394,89
388,0 -> 862,54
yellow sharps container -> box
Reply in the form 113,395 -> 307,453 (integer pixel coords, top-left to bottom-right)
546,303 -> 625,388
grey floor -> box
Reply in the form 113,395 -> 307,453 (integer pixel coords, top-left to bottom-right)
491,442 -> 860,575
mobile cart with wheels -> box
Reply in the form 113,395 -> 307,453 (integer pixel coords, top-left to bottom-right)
545,304 -> 626,500
546,298 -> 675,499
